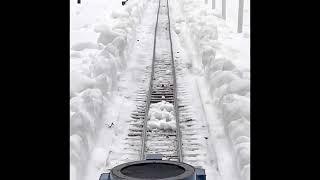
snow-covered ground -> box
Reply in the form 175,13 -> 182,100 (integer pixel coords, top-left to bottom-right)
170,0 -> 250,179
70,0 -> 149,180
148,101 -> 176,130
70,0 -> 250,180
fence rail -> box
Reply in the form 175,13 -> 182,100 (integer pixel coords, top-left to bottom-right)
205,0 -> 249,33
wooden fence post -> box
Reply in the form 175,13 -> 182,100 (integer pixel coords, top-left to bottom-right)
222,0 -> 226,20
237,0 -> 244,33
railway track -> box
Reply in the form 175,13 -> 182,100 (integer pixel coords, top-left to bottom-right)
139,0 -> 182,162
123,0 -> 182,162
124,0 -> 204,166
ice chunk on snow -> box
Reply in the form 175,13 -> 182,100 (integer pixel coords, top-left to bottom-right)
159,102 -> 166,111
71,51 -> 82,58
221,94 -> 250,123
70,134 -> 83,159
238,147 -> 250,169
151,109 -> 163,120
241,164 -> 250,180
223,60 -> 236,71
168,120 -> 177,131
70,112 -> 86,135
208,70 -> 240,91
245,92 -> 250,98
70,163 -> 77,180
227,79 -> 250,96
94,24 -> 122,45
233,136 -> 250,145
70,71 -> 95,96
159,119 -> 168,130
175,16 -> 185,24
81,89 -> 104,119
161,110 -> 171,121
201,46 -> 216,69
91,148 -> 107,169
70,89 -> 103,137
104,43 -> 120,57
111,36 -> 126,53
204,23 -> 218,40
94,73 -> 112,94
147,101 -> 176,131
111,10 -> 130,19
228,118 -> 250,141
148,120 -> 160,129
70,134 -> 88,166
155,101 -> 174,112
90,55 -> 117,78
71,42 -> 99,51
208,58 -> 236,73
235,142 -> 250,156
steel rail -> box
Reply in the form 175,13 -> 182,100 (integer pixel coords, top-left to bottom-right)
140,0 -> 183,162
140,0 -> 161,160
166,0 -> 183,162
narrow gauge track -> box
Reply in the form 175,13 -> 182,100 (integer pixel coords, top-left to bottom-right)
126,0 -> 182,162
139,0 -> 182,162
104,0 -> 212,176
126,0 -> 203,165
119,0 -> 211,169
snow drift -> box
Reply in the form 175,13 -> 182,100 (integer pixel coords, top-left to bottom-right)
70,0 -> 148,180
172,0 -> 250,180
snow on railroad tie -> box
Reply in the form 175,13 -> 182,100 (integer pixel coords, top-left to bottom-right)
147,100 -> 176,131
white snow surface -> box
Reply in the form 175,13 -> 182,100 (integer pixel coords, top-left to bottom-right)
147,101 -> 176,131
70,0 -> 148,180
70,0 -> 250,180
170,0 -> 250,180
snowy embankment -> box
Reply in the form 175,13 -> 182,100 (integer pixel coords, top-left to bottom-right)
172,0 -> 250,180
70,0 -> 147,180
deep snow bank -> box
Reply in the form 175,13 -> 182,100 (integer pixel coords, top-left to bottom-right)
70,0 -> 148,180
171,0 -> 250,180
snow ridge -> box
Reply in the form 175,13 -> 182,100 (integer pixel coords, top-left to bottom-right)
70,1 -> 148,180
172,0 -> 250,180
